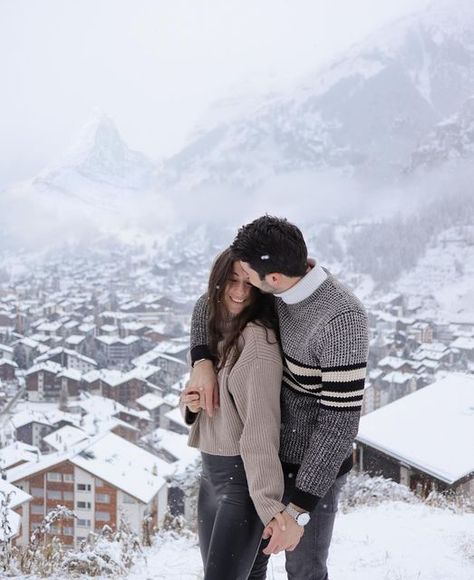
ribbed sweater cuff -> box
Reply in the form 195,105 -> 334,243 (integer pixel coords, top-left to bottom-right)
290,488 -> 321,512
190,345 -> 214,366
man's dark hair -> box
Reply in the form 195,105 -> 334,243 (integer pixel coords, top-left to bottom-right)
230,215 -> 308,279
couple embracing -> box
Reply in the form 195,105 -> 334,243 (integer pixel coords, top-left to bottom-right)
181,215 -> 368,580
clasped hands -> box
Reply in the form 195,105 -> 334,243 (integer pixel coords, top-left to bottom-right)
262,509 -> 304,555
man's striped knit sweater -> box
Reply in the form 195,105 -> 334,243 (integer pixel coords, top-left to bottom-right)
190,261 -> 369,511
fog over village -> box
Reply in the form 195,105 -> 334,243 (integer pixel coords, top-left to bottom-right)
0,0 -> 473,578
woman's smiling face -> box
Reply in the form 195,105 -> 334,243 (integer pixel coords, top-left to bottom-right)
224,261 -> 253,315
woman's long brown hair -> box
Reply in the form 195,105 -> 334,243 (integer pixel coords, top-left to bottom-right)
207,248 -> 279,371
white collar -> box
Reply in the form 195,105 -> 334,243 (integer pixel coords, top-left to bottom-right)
275,258 -> 328,305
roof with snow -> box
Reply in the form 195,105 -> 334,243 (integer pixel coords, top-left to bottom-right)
43,425 -> 89,451
0,478 -> 32,509
143,427 -> 199,474
357,373 -> 474,484
136,392 -> 165,410
0,441 -> 40,470
451,336 -> 474,351
7,431 -> 172,503
70,432 -> 168,503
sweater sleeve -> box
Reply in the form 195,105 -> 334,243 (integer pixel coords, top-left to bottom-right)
190,293 -> 213,364
229,328 -> 285,525
291,310 -> 369,511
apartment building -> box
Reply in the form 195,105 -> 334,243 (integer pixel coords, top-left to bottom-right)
8,432 -> 169,547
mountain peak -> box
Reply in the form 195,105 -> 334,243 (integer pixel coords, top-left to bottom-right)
36,110 -> 155,191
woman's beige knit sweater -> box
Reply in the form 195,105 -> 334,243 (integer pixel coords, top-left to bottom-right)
186,322 -> 285,526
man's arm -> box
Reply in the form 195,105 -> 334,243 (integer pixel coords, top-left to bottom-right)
291,310 -> 369,511
187,293 -> 218,416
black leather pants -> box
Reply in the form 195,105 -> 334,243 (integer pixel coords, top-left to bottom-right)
198,452 -> 266,580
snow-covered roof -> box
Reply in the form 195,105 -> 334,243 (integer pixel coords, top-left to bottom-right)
164,407 -> 188,430
0,478 -> 31,509
65,334 -> 85,345
450,336 -> 474,351
57,367 -> 82,381
144,427 -> 199,473
70,432 -> 168,503
43,425 -> 89,451
0,358 -> 18,368
34,347 -> 97,366
377,356 -> 407,369
0,441 -> 40,470
136,392 -> 165,411
357,373 -> 474,484
96,335 -> 139,346
382,371 -> 414,384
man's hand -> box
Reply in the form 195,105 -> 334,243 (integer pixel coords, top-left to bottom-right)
187,359 -> 219,417
262,511 -> 304,555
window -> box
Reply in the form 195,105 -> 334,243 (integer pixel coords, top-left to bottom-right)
63,491 -> 74,501
122,494 -> 135,504
31,522 -> 41,530
63,473 -> 74,482
47,472 -> 62,482
77,483 -> 91,492
63,526 -> 74,536
77,519 -> 91,527
95,511 -> 110,521
95,478 -> 103,487
96,493 -> 110,504
31,487 -> 43,497
31,504 -> 44,515
47,490 -> 62,500
77,501 -> 91,509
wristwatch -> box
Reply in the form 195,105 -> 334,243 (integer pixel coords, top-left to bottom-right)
284,505 -> 311,527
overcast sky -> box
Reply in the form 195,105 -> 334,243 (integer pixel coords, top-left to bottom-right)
0,0 -> 429,190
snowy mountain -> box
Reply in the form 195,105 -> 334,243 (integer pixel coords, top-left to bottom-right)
408,95 -> 474,171
0,112 -> 173,248
34,110 -> 156,205
157,0 -> 474,192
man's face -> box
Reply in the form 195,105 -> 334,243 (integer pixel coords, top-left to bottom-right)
239,261 -> 277,294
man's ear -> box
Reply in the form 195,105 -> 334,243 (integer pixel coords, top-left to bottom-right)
267,273 -> 282,286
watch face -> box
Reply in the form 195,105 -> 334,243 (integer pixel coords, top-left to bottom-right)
297,512 -> 311,526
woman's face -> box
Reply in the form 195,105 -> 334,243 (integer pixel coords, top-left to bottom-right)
224,261 -> 253,316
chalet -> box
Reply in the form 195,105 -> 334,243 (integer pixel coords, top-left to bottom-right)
450,336 -> 474,362
408,321 -> 433,343
57,368 -> 82,397
356,373 -> 474,499
0,343 -> 14,360
7,433 -> 169,547
95,335 -> 140,366
34,347 -> 97,373
0,358 -> 18,382
25,361 -> 63,401
136,393 -> 166,427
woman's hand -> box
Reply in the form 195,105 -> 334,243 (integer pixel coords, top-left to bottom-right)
181,390 -> 201,413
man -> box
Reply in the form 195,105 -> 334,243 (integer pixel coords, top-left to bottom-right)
188,216 -> 368,580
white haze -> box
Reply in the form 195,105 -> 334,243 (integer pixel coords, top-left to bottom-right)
0,0 -> 428,191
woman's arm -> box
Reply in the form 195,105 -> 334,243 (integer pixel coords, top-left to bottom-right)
188,293 -> 219,416
229,328 -> 285,526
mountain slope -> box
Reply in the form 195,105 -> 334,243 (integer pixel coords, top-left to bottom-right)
158,0 -> 474,192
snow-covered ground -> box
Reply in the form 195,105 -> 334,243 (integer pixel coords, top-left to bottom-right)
129,501 -> 474,580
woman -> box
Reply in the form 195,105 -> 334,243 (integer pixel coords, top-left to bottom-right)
181,248 -> 286,580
